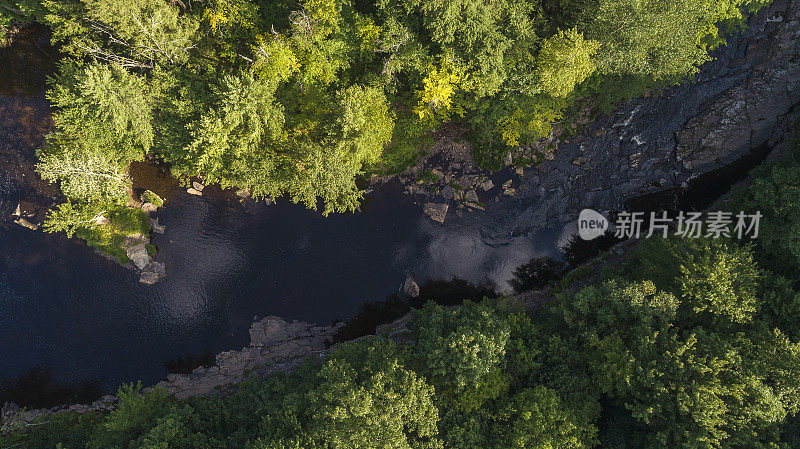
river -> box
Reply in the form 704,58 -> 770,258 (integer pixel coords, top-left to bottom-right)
0,28 -> 562,398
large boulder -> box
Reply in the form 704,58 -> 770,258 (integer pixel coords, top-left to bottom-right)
423,202 -> 448,223
139,261 -> 165,285
126,242 -> 150,270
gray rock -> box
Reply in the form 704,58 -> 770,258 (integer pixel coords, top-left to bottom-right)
441,185 -> 456,200
141,202 -> 158,214
423,202 -> 449,223
250,316 -> 291,347
503,150 -> 513,166
139,261 -> 165,285
628,152 -> 643,169
91,215 -> 110,226
14,218 -> 38,230
479,179 -> 494,191
150,217 -> 165,234
126,242 -> 150,270
465,190 -> 479,204
402,275 -> 420,297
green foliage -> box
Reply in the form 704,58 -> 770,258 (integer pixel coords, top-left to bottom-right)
497,386 -> 595,449
42,201 -> 106,238
549,276 -> 800,449
626,237 -> 761,324
0,0 -> 47,43
44,202 -> 151,262
586,0 -> 745,80
535,28 -> 600,98
140,190 -> 164,207
411,301 -> 510,410
37,61 -> 153,204
305,339 -> 440,448
727,160 -> 800,276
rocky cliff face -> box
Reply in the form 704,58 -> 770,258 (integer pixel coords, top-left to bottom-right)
511,0 -> 799,227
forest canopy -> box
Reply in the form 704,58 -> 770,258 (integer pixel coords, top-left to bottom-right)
0,0 -> 771,216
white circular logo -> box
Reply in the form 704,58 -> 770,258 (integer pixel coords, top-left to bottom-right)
578,209 -> 609,241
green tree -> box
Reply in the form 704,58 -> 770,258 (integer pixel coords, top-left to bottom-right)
497,386 -> 596,449
412,301 -> 510,411
727,160 -> 800,276
627,237 -> 761,325
552,279 -> 800,449
305,339 -> 441,449
44,0 -> 198,66
383,0 -> 539,97
586,0 -> 746,80
37,61 -> 152,203
535,28 -> 599,98
183,70 -> 285,190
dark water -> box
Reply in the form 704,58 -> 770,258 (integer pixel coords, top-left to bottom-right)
0,186 -> 560,393
0,29 -> 562,394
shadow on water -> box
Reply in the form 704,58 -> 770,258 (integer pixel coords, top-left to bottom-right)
332,277 -> 498,343
164,351 -> 217,375
625,143 -> 774,214
0,365 -> 103,409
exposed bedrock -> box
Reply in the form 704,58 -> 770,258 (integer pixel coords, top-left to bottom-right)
479,0 -> 799,237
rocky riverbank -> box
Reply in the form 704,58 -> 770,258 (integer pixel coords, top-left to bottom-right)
379,0 -> 799,226
3,316 -> 350,426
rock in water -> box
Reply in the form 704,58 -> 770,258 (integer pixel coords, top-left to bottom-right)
423,202 -> 448,223
139,261 -> 166,285
150,217 -> 165,234
14,218 -> 38,230
441,185 -> 456,200
141,202 -> 158,214
402,275 -> 420,298
479,179 -> 494,191
126,242 -> 150,270
187,187 -> 203,196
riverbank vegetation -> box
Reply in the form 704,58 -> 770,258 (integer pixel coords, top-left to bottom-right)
4,139 -> 800,449
0,0 -> 772,221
